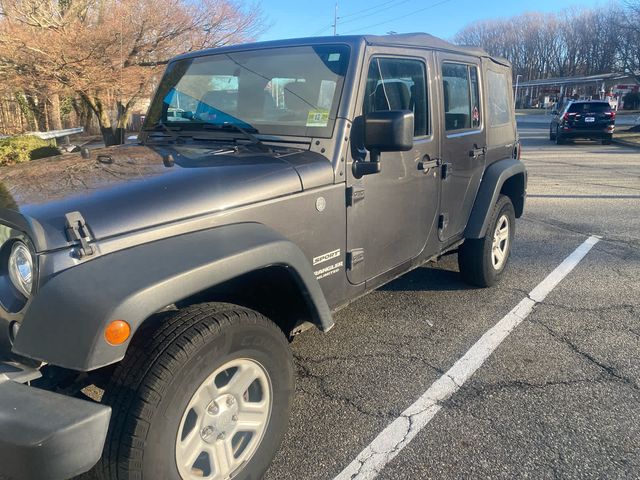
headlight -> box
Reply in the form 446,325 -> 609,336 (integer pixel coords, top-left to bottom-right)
8,242 -> 33,298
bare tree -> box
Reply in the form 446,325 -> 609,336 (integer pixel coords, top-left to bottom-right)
618,0 -> 640,81
455,5 -> 624,81
0,0 -> 266,144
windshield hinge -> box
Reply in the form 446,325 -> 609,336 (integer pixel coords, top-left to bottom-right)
65,211 -> 95,259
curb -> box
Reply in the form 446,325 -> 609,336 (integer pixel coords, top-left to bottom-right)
612,138 -> 640,149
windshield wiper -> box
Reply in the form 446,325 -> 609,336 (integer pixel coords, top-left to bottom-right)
202,123 -> 271,153
144,121 -> 187,144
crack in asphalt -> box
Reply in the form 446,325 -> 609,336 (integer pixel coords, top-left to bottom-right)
345,401 -> 440,480
447,377 -> 620,402
529,317 -> 640,392
523,216 -> 640,251
293,355 -> 395,420
539,301 -> 637,315
293,352 -> 445,420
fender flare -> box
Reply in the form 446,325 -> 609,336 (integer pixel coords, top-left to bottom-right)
464,158 -> 527,239
13,223 -> 333,371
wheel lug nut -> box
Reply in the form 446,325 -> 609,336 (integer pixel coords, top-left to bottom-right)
201,426 -> 214,439
217,432 -> 226,440
207,402 -> 219,415
227,397 -> 235,406
232,415 -> 238,422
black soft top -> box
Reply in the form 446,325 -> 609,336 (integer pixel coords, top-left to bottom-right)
171,32 -> 511,68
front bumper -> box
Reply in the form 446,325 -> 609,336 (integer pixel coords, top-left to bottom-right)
0,361 -> 111,480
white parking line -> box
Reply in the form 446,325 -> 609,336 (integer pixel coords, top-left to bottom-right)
335,236 -> 600,480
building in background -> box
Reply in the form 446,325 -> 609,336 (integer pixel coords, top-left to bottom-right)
515,72 -> 640,110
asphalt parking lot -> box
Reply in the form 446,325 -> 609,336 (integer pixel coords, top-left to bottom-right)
263,123 -> 640,479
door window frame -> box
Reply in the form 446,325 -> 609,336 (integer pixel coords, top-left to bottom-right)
440,60 -> 484,137
360,54 -> 432,140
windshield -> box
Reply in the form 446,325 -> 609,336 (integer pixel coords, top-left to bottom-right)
145,45 -> 351,138
568,102 -> 611,113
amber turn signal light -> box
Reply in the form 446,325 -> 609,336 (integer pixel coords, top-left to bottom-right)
104,320 -> 131,346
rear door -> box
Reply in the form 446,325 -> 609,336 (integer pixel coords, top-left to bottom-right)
437,53 -> 486,241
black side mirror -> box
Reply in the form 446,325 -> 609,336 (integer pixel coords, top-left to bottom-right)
364,110 -> 414,153
354,110 -> 414,178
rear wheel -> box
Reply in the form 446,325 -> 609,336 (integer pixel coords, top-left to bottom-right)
555,126 -> 564,145
97,303 -> 294,480
458,195 -> 515,287
601,134 -> 612,145
549,125 -> 556,140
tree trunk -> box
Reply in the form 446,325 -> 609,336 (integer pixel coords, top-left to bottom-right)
48,93 -> 63,131
81,93 -> 121,146
23,94 -> 46,131
115,100 -> 136,145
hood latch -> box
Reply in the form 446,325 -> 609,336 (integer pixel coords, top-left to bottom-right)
65,211 -> 95,259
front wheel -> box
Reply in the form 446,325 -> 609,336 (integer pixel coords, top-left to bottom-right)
97,303 -> 294,480
458,195 -> 515,287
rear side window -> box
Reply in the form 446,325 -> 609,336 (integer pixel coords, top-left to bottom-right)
568,103 -> 611,113
486,70 -> 511,127
363,57 -> 429,137
442,63 -> 481,131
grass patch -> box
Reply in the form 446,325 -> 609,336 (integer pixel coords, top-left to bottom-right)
0,135 -> 61,166
615,127 -> 640,146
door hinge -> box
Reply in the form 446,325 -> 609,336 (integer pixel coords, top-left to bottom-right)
438,214 -> 449,231
346,248 -> 365,270
65,211 -> 95,259
346,186 -> 365,207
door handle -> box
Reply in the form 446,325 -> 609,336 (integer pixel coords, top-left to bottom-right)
469,145 -> 486,159
418,155 -> 440,174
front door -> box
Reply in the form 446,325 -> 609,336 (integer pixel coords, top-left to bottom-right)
346,51 -> 440,285
437,54 -> 487,241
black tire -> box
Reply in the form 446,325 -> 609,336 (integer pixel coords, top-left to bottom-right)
97,303 -> 294,480
549,125 -> 556,140
458,195 -> 515,287
601,135 -> 612,145
555,126 -> 564,145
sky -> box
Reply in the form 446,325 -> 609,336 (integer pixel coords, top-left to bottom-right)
258,0 -> 606,42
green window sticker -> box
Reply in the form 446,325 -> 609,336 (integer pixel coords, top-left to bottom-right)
306,109 -> 330,127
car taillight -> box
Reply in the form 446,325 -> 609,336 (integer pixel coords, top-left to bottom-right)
563,112 -> 577,121
604,111 -> 616,120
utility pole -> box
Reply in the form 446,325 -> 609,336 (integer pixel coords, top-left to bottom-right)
332,2 -> 338,36
514,74 -> 522,108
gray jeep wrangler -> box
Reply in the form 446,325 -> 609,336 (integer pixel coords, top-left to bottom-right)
0,33 -> 525,480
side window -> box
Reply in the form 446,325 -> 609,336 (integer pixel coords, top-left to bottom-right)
487,69 -> 510,127
363,57 -> 428,137
442,62 -> 482,131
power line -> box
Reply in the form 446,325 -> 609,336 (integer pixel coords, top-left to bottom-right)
339,0 -> 405,19
338,0 -> 414,27
311,24 -> 333,36
311,0 -> 425,37
341,0 -> 453,34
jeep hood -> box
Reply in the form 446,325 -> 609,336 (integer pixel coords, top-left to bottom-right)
0,143 -> 333,251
